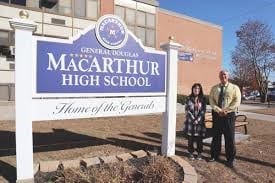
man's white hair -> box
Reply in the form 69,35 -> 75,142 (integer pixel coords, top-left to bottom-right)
219,70 -> 229,75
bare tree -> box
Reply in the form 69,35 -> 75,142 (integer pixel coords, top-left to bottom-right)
233,20 -> 275,102
230,50 -> 254,100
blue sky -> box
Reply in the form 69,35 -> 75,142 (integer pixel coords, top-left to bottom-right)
159,0 -> 275,81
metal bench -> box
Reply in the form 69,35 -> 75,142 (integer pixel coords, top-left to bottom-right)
205,112 -> 249,134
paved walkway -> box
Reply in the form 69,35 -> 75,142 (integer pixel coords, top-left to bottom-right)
178,103 -> 275,122
238,111 -> 275,122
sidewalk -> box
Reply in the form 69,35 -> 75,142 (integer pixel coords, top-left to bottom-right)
238,111 -> 275,122
178,103 -> 275,122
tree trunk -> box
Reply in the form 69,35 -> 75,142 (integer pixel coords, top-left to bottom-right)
260,90 -> 267,103
240,85 -> 244,103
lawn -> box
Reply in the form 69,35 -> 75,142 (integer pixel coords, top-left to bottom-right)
0,114 -> 274,182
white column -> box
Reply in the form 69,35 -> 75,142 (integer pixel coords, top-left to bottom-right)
160,37 -> 182,156
9,13 -> 37,183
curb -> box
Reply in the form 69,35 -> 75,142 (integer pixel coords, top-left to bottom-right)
170,155 -> 198,183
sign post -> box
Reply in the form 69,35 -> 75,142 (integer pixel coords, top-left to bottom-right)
9,11 -> 37,183
161,37 -> 182,156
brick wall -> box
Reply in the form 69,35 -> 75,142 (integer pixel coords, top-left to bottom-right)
157,10 -> 222,95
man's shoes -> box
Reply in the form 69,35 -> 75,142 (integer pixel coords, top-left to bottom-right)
208,157 -> 219,162
196,154 -> 202,160
226,161 -> 234,169
189,153 -> 195,160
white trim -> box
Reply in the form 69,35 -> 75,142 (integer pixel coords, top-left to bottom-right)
159,8 -> 223,30
136,2 -> 156,14
115,0 -> 156,14
32,96 -> 166,121
115,0 -> 137,9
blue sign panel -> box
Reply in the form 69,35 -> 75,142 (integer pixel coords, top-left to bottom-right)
36,15 -> 166,94
178,51 -> 193,61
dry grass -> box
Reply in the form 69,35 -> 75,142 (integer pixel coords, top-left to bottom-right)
140,156 -> 179,183
35,156 -> 183,183
0,114 -> 275,182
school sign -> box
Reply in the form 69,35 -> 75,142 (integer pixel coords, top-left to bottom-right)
10,13 -> 181,182
31,15 -> 167,120
35,15 -> 166,95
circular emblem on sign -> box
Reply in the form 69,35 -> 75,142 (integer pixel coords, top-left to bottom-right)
95,15 -> 128,50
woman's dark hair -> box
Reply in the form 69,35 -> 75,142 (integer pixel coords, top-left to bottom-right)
190,83 -> 204,100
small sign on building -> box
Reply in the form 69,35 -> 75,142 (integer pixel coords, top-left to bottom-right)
178,51 -> 193,61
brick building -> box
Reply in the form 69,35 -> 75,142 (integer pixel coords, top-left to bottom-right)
0,0 -> 222,100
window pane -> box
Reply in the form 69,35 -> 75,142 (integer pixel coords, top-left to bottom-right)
9,63 -> 15,70
87,0 -> 98,19
146,29 -> 155,47
59,0 -> 71,15
127,25 -> 135,34
125,8 -> 135,25
115,6 -> 125,20
0,0 -> 9,3
26,0 -> 39,8
137,11 -> 145,26
136,27 -> 145,45
11,0 -> 26,6
0,31 -> 9,45
10,32 -> 15,46
74,0 -> 85,17
146,13 -> 155,28
45,2 -> 58,14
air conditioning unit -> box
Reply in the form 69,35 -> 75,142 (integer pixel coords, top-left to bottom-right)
9,46 -> 15,55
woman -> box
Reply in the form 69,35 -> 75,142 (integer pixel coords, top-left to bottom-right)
184,83 -> 206,160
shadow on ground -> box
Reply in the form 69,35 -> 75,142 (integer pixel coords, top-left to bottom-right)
0,160 -> 16,183
0,128 -> 274,182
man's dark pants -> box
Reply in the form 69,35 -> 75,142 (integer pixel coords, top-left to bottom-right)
210,111 -> 236,163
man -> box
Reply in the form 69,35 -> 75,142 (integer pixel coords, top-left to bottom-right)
209,70 -> 241,168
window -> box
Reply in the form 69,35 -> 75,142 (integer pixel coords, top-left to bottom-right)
137,11 -> 145,26
46,0 -> 72,16
136,27 -> 146,44
0,0 -> 26,5
26,0 -> 39,9
114,5 -> 156,47
0,0 -> 9,3
0,31 -> 14,58
146,29 -> 155,47
125,8 -> 135,25
127,25 -> 135,34
74,0 -> 98,20
59,0 -> 71,15
86,0 -> 98,19
0,31 -> 9,46
74,0 -> 85,18
9,32 -> 15,46
11,0 -> 26,6
146,13 -> 155,28
114,5 -> 125,20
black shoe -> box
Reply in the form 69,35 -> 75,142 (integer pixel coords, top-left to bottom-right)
189,153 -> 195,160
226,161 -> 234,168
196,154 -> 202,160
208,157 -> 219,162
